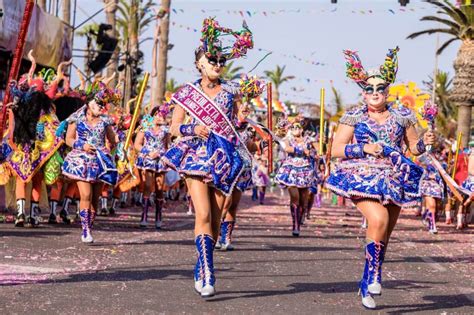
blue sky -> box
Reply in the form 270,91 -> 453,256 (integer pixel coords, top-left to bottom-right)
73,0 -> 460,113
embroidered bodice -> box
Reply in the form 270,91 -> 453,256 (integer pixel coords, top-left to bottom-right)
72,106 -> 112,151
191,79 -> 240,122
141,127 -> 169,156
340,103 -> 417,151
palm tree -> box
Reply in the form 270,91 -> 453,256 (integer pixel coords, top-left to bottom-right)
116,0 -> 156,46
166,78 -> 179,93
103,0 -> 119,85
407,0 -> 474,146
424,71 -> 457,137
221,61 -> 243,81
263,65 -> 294,100
154,0 -> 171,107
116,0 -> 156,102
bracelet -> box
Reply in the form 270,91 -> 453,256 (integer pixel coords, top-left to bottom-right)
416,139 -> 426,154
179,124 -> 196,136
73,139 -> 85,150
344,143 -> 366,159
294,147 -> 303,156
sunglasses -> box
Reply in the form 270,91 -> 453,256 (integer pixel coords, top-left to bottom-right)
363,84 -> 388,95
207,56 -> 227,67
291,124 -> 302,130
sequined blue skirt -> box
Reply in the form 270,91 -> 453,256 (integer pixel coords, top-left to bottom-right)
275,159 -> 314,188
462,175 -> 474,192
136,153 -> 168,173
62,149 -> 118,186
326,147 -> 423,207
162,133 -> 244,195
420,170 -> 445,199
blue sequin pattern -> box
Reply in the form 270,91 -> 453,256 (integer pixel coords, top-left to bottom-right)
326,103 -> 424,207
275,139 -> 315,188
136,127 -> 169,173
62,106 -> 118,185
162,80 -> 246,195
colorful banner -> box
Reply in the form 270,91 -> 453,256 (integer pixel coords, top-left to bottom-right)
167,6 -> 434,17
0,0 -> 72,67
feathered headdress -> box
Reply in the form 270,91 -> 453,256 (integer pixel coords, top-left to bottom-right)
276,114 -> 305,137
84,74 -> 122,108
239,74 -> 265,103
343,47 -> 399,88
9,50 -> 71,103
198,17 -> 254,60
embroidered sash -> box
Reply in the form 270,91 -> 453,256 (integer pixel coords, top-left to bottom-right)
172,83 -> 249,195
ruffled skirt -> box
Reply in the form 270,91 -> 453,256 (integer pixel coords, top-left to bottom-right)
136,154 -> 168,173
62,149 -> 118,186
326,147 -> 424,207
162,133 -> 245,195
275,158 -> 314,188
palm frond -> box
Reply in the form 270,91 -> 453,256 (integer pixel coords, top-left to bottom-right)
437,37 -> 459,55
407,28 -> 458,40
420,16 -> 460,31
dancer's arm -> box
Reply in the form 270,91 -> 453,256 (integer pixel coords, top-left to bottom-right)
105,125 -> 117,148
65,123 -> 77,148
169,105 -> 208,139
134,131 -> 145,152
404,125 -> 435,156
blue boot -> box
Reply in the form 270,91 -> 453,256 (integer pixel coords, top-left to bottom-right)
194,255 -> 203,294
79,209 -> 93,244
367,241 -> 385,296
218,221 -> 235,251
358,246 -> 376,309
195,234 -> 216,298
140,197 -> 150,228
290,204 -> 300,236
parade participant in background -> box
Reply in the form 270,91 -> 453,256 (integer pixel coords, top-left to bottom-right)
7,51 -> 65,227
275,114 -> 316,236
162,17 -> 254,297
253,154 -> 270,205
50,69 -> 90,224
460,149 -> 474,229
216,75 -> 264,251
306,131 -> 321,221
326,48 -> 436,309
134,104 -> 170,229
101,100 -> 135,216
418,151 -> 445,234
62,81 -> 120,243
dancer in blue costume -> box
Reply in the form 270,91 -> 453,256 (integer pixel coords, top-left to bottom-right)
216,76 -> 265,251
460,149 -> 474,229
161,17 -> 254,298
418,152 -> 445,234
326,48 -> 436,309
134,105 -> 170,229
275,115 -> 317,236
62,82 -> 120,243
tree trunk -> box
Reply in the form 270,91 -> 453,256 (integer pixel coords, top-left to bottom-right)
452,41 -> 474,147
155,0 -> 171,106
104,0 -> 118,87
124,0 -> 139,104
62,0 -> 70,24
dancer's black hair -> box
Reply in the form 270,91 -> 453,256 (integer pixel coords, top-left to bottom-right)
53,96 -> 85,122
13,91 -> 53,148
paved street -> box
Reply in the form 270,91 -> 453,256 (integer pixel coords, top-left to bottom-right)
0,190 -> 473,314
